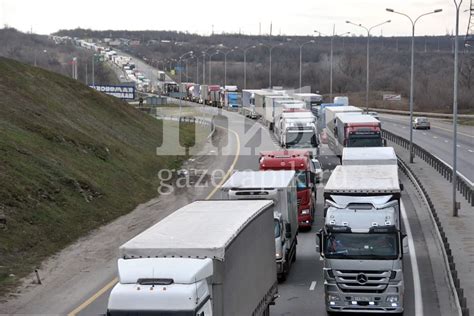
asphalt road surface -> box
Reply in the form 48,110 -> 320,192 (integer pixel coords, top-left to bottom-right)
380,114 -> 473,183
72,104 -> 445,316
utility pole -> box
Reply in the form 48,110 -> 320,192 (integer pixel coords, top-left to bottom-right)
92,55 -> 95,86
452,0 -> 463,216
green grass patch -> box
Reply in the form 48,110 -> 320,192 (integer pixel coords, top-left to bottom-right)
0,57 -> 208,295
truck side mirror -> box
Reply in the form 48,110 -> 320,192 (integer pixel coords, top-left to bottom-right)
402,234 -> 409,255
316,231 -> 324,256
285,223 -> 292,239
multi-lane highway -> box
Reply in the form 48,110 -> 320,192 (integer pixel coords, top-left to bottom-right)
63,97 -> 455,315
380,114 -> 473,182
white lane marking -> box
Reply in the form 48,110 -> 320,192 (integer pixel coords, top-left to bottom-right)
457,145 -> 461,148
444,140 -> 449,143
401,201 -> 423,316
402,126 -> 407,129
423,132 -> 427,136
309,281 -> 317,291
468,149 -> 473,153
433,136 -> 438,139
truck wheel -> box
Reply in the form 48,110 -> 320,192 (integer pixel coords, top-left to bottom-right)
292,248 -> 296,263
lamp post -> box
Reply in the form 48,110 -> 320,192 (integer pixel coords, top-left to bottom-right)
346,20 -> 391,112
243,45 -> 257,89
201,46 -> 219,85
223,47 -> 237,87
315,29 -> 350,100
178,51 -> 193,84
260,43 -> 284,89
452,0 -> 463,216
298,40 -> 315,88
209,50 -> 221,84
386,8 -> 442,164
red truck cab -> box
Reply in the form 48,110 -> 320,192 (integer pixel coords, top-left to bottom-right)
259,150 -> 317,230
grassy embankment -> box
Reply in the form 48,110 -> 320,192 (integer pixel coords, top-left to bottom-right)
0,57 -> 208,294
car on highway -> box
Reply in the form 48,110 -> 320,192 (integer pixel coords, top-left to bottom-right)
412,117 -> 431,129
367,111 -> 380,120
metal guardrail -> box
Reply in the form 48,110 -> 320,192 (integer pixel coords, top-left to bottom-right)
156,115 -> 216,140
398,158 -> 469,316
382,129 -> 473,206
370,107 -> 474,119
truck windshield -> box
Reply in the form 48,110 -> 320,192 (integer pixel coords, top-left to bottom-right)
324,233 -> 398,260
347,134 -> 383,147
274,219 -> 281,238
286,131 -> 316,148
296,171 -> 308,190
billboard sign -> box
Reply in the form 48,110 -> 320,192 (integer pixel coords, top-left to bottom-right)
90,85 -> 135,100
383,94 -> 402,101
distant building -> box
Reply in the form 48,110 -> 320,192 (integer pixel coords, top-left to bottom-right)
129,40 -> 141,46
109,40 -> 121,46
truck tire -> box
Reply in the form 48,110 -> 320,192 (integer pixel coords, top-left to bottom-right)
292,248 -> 296,262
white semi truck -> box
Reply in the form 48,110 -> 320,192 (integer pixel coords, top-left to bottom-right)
318,165 -> 406,314
274,111 -> 319,155
220,170 -> 298,281
107,200 -> 278,316
342,147 -> 397,166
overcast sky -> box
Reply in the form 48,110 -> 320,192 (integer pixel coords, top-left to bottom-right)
1,0 -> 471,37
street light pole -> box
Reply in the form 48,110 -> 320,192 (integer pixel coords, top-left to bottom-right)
298,40 -> 315,88
209,51 -> 221,84
386,8 -> 442,163
223,47 -> 236,87
260,43 -> 283,89
178,51 -> 194,84
243,45 -> 257,89
346,20 -> 391,113
452,0 -> 463,216
315,29 -> 350,100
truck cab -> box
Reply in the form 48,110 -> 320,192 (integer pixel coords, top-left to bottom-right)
275,111 -> 319,155
321,165 -> 406,314
107,257 -> 213,316
317,202 -> 406,314
260,150 -> 318,230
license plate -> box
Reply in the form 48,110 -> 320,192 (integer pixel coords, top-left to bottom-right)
353,296 -> 370,302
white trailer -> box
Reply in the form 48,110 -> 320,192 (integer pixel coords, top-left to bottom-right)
220,170 -> 298,281
275,111 -> 318,154
342,147 -> 397,166
254,90 -> 281,122
264,95 -> 292,129
241,89 -> 260,118
325,105 -> 362,133
293,93 -> 323,116
273,100 -> 306,127
107,200 -> 277,316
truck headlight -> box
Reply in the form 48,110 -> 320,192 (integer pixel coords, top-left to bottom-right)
276,252 -> 282,259
327,294 -> 340,302
386,295 -> 399,303
301,209 -> 310,215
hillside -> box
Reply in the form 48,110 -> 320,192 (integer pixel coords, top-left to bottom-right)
0,57 -> 200,293
0,28 -> 118,86
56,28 -> 474,113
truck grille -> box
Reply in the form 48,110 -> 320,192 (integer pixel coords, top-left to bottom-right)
335,270 -> 390,293
297,198 -> 301,208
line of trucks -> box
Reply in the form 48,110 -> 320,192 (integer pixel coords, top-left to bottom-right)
105,146 -> 406,315
105,77 -> 407,314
